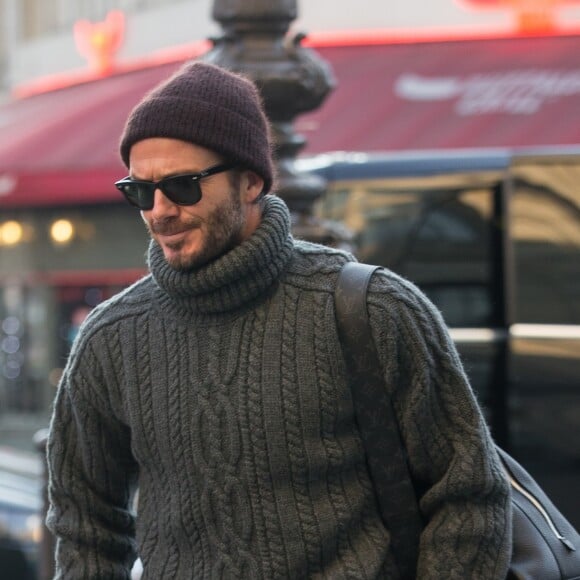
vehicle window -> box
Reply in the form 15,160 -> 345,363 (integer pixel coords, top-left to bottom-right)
317,178 -> 501,327
511,162 -> 580,325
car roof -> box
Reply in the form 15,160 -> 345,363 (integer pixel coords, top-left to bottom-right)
297,146 -> 580,180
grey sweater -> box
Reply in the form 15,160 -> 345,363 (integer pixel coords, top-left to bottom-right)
47,195 -> 511,579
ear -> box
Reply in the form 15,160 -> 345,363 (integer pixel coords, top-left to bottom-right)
241,170 -> 264,204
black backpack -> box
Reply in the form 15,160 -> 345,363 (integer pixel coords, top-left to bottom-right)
335,261 -> 580,580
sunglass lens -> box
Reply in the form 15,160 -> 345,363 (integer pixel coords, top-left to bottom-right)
163,176 -> 201,205
118,183 -> 153,210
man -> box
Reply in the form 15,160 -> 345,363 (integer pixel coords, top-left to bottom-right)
46,61 -> 512,579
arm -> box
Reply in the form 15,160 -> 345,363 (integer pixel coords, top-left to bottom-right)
47,339 -> 138,579
368,270 -> 512,580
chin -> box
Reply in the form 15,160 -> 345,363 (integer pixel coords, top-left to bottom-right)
164,244 -> 212,272
163,251 -> 192,271
160,243 -> 191,269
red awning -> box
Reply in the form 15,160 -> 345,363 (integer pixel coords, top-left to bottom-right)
0,61 -> 184,207
298,33 -> 580,153
1,32 -> 580,208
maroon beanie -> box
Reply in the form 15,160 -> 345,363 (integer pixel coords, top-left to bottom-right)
119,61 -> 274,194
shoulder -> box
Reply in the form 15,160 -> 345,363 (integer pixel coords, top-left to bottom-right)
331,260 -> 450,348
283,239 -> 354,292
67,274 -> 157,360
368,266 -> 443,319
284,242 -> 444,323
365,267 -> 458,369
85,273 -> 156,326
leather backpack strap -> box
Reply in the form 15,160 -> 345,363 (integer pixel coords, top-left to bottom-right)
335,261 -> 423,580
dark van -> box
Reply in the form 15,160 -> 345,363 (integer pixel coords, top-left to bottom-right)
301,147 -> 580,528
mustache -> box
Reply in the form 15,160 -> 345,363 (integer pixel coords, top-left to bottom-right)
148,216 -> 202,236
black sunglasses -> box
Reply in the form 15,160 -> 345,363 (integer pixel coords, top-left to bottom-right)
114,163 -> 235,210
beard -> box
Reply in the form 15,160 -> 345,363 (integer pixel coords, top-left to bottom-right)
147,189 -> 245,272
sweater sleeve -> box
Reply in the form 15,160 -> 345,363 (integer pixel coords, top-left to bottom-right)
367,271 -> 512,580
46,337 -> 139,579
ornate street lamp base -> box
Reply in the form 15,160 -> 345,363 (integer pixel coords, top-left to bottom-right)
203,0 -> 351,247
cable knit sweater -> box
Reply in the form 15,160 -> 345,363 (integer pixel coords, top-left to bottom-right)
47,195 -> 511,579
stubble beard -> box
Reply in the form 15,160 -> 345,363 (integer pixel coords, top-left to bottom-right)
148,191 -> 245,272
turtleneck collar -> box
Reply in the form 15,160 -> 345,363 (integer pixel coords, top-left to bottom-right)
148,195 -> 294,317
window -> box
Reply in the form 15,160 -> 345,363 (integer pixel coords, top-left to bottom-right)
317,171 -> 504,327
511,162 -> 580,325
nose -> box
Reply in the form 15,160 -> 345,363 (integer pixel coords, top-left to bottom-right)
148,187 -> 179,219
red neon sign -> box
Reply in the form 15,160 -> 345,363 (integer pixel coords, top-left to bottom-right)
74,11 -> 125,76
462,0 -> 578,5
458,0 -> 580,32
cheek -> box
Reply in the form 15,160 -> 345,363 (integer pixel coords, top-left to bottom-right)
181,207 -> 207,228
182,199 -> 220,223
140,211 -> 155,233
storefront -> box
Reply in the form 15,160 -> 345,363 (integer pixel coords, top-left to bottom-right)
0,203 -> 147,451
1,28 -> 580,452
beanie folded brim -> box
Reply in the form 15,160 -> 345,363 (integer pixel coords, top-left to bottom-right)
119,62 -> 274,194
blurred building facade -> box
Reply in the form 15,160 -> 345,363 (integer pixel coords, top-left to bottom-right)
0,1 -> 579,562
8,0 -> 580,92
1,0 -> 579,467
0,4 -> 508,449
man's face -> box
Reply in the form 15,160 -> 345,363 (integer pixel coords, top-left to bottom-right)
129,138 -> 263,271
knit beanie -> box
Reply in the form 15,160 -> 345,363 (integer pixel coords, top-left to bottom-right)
119,61 -> 274,194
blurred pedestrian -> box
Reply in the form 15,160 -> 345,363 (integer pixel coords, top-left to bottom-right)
46,61 -> 511,579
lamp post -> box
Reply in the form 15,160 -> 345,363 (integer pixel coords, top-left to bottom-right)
202,0 -> 351,247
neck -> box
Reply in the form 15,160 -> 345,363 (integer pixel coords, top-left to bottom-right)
148,195 -> 294,318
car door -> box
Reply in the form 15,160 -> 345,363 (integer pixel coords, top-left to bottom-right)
507,156 -> 580,529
